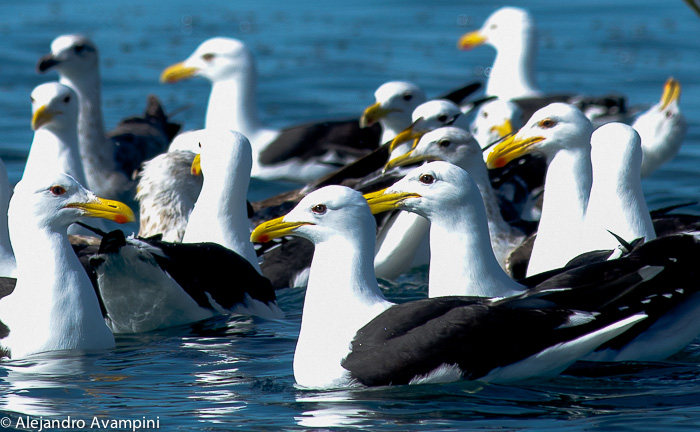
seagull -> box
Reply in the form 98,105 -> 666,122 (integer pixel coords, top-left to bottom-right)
365,161 -> 700,362
84,130 -> 283,333
160,37 -> 382,183
37,34 -> 179,202
0,172 -> 134,359
487,104 -> 658,277
26,82 -> 87,187
380,127 -> 527,276
250,184 -> 644,388
136,149 -> 202,242
632,77 -> 687,178
458,7 -> 628,124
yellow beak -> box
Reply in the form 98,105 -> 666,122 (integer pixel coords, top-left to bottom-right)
389,121 -> 425,154
360,102 -> 396,128
383,148 -> 440,172
65,197 -> 136,225
191,153 -> 202,176
363,189 -> 421,215
160,62 -> 199,83
458,30 -> 487,50
250,217 -> 312,243
485,133 -> 544,169
659,77 -> 681,111
31,105 -> 57,131
490,119 -> 513,139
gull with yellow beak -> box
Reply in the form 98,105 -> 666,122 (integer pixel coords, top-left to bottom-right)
250,184 -> 646,388
37,34 -> 179,202
26,82 -> 87,188
365,161 -> 700,363
632,77 -> 687,178
457,7 -> 629,126
487,103 -> 595,276
161,37 -> 381,183
388,99 -> 470,160
86,129 -> 283,333
379,127 -> 527,277
0,172 -> 134,359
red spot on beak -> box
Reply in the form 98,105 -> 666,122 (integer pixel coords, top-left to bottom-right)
114,215 -> 129,224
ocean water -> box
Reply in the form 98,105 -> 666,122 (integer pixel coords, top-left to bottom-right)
1,0 -> 700,430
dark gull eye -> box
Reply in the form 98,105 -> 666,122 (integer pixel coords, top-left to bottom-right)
419,174 -> 435,185
202,53 -> 215,62
402,93 -> 413,102
50,185 -> 66,196
312,204 -> 327,215
437,114 -> 448,123
63,95 -> 71,103
74,44 -> 85,54
437,139 -> 451,149
538,118 -> 556,129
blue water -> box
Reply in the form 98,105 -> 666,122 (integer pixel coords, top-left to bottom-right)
1,0 -> 700,430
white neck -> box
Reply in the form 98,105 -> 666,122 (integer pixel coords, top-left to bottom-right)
25,129 -> 88,187
1,223 -> 113,358
427,198 -> 524,298
527,147 -> 592,276
205,76 -> 262,140
584,163 -> 655,251
183,169 -> 259,272
294,233 -> 392,388
486,28 -> 540,99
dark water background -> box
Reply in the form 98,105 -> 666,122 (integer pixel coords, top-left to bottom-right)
1,0 -> 700,430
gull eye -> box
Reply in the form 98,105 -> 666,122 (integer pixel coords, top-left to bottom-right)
490,24 -> 497,30
437,139 -> 451,149
202,53 -> 215,62
198,142 -> 202,148
437,114 -> 448,123
402,93 -> 413,102
419,173 -> 435,185
311,204 -> 327,215
73,44 -> 85,54
538,118 -> 556,129
482,111 -> 488,118
63,95 -> 71,103
666,111 -> 673,119
50,185 -> 66,196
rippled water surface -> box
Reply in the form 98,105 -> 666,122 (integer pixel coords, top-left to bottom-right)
2,0 -> 700,430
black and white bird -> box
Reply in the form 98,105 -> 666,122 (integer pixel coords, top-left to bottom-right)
160,37 -> 382,183
251,185 -> 645,388
0,160 -> 14,278
366,161 -> 700,362
0,172 -> 135,359
86,129 -> 283,333
486,104 -> 656,276
37,34 -> 179,202
458,7 -> 629,125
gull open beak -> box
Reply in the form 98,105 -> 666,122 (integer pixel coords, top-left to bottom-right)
389,119 -> 425,154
